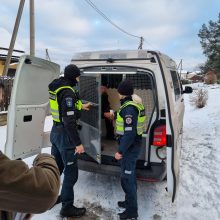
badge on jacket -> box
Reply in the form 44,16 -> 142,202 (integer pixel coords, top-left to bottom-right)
125,115 -> 133,125
65,97 -> 73,107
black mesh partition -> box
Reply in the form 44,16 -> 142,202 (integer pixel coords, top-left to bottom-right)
126,73 -> 152,90
81,106 -> 98,128
78,75 -> 101,163
126,73 -> 155,132
79,76 -> 98,103
79,76 -> 99,128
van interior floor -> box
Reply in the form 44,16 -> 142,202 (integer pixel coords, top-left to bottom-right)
101,137 -> 118,157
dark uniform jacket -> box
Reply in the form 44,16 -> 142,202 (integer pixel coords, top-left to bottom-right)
118,96 -> 142,155
48,77 -> 82,146
0,152 -> 60,220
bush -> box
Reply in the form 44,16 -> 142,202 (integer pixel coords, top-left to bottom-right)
189,88 -> 208,108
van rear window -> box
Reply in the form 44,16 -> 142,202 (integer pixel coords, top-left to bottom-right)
170,71 -> 181,101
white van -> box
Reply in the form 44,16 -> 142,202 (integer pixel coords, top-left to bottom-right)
4,50 -> 192,202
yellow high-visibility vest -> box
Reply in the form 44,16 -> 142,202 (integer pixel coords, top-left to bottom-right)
49,86 -> 82,122
116,101 -> 146,135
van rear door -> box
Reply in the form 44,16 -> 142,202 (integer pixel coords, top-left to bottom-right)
78,74 -> 101,164
166,69 -> 184,202
5,55 -> 60,159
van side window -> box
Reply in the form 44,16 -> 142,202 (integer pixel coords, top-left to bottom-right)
170,71 -> 181,101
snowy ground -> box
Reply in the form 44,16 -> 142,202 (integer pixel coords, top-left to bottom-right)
0,83 -> 220,220
176,83 -> 220,220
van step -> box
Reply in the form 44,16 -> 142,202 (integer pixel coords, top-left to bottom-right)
78,154 -> 166,182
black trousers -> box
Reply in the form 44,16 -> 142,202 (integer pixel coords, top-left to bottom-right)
120,141 -> 141,214
105,118 -> 115,138
50,125 -> 78,208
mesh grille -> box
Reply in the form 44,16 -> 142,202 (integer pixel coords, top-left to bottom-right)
126,74 -> 154,131
80,107 -> 99,128
79,76 -> 99,127
79,76 -> 98,103
126,73 -> 152,90
79,73 -> 155,131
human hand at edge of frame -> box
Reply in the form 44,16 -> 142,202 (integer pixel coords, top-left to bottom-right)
82,102 -> 92,111
115,152 -> 122,160
75,144 -> 85,154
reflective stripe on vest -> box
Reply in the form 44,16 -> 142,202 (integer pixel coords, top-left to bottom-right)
49,86 -> 82,122
116,101 -> 146,135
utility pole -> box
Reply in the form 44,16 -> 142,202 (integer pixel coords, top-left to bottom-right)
138,37 -> 144,50
3,0 -> 25,76
30,0 -> 35,56
177,59 -> 183,79
45,48 -> 51,61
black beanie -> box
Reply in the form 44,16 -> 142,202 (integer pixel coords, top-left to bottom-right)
117,80 -> 134,96
64,64 -> 80,81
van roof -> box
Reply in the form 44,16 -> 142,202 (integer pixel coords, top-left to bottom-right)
71,49 -> 160,60
71,49 -> 176,69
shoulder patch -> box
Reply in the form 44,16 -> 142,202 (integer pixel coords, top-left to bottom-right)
65,97 -> 73,107
125,117 -> 132,125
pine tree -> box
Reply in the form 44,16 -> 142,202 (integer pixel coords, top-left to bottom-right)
198,13 -> 220,79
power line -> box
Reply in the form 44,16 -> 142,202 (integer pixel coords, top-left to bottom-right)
84,0 -> 140,39
84,0 -> 145,48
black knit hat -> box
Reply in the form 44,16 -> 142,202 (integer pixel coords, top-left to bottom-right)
117,80 -> 134,96
64,64 -> 80,80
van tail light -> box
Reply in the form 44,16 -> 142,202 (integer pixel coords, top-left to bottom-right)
153,125 -> 166,147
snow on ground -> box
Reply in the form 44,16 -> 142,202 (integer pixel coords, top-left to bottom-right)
0,83 -> 220,220
176,84 -> 220,220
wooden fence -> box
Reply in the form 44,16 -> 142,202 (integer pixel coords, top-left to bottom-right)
0,76 -> 14,112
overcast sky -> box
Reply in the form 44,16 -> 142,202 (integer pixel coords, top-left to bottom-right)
0,0 -> 220,71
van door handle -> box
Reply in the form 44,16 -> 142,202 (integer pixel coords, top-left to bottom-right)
181,98 -> 184,102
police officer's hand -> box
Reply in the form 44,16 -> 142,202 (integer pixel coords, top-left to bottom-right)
75,144 -> 85,154
82,102 -> 92,111
104,112 -> 114,121
115,152 -> 122,160
109,110 -> 114,120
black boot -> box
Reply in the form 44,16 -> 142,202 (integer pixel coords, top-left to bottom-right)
118,201 -> 126,208
118,210 -> 138,220
60,206 -> 86,218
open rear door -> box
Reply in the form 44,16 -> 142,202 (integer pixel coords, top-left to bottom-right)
5,55 -> 60,159
78,74 -> 101,163
166,70 -> 184,202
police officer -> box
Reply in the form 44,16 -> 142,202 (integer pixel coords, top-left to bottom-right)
48,64 -> 91,218
114,80 -> 146,220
